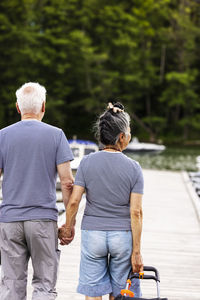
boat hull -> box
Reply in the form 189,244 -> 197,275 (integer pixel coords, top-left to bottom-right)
123,148 -> 164,155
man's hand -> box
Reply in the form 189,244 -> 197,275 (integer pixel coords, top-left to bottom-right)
131,251 -> 143,273
65,180 -> 74,191
58,224 -> 75,246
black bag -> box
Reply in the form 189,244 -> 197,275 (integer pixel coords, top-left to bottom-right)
114,266 -> 168,300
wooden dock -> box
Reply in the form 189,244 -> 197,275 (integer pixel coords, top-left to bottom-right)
19,170 -> 200,299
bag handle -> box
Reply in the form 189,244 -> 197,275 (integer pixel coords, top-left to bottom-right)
128,265 -> 160,282
127,266 -> 161,298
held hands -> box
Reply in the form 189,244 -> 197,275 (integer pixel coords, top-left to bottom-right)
58,224 -> 75,246
131,251 -> 143,273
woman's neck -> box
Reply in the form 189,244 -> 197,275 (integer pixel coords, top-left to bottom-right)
103,145 -> 121,152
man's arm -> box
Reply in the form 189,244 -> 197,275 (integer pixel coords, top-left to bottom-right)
130,192 -> 143,273
0,169 -> 2,177
57,162 -> 74,208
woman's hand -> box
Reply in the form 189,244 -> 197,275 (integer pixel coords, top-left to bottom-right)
58,224 -> 75,245
131,251 -> 143,273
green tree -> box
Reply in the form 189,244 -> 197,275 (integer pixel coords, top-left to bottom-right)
159,0 -> 200,140
0,0 -> 200,143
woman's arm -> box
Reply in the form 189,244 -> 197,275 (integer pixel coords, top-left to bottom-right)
65,185 -> 85,231
59,185 -> 84,245
130,192 -> 143,273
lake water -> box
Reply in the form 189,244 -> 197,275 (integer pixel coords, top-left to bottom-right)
127,146 -> 200,171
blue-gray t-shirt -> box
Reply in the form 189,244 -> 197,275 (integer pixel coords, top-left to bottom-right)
75,151 -> 144,230
0,120 -> 73,222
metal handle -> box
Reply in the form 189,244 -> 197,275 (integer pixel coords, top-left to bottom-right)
128,266 -> 161,298
128,266 -> 160,282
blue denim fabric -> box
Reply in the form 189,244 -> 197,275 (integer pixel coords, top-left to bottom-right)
77,230 -> 141,297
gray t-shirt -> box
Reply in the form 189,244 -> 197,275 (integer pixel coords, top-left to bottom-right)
0,120 -> 73,222
75,151 -> 144,230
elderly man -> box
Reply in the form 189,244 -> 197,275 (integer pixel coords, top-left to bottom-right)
0,82 -> 74,300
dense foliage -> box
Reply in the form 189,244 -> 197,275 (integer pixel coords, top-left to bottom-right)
0,0 -> 200,143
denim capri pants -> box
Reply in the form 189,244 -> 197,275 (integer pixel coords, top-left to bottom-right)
77,230 -> 141,298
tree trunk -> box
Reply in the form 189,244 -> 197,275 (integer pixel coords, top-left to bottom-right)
130,111 -> 156,142
160,45 -> 166,83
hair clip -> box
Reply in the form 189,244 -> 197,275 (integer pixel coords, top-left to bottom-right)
107,102 -> 124,113
107,102 -> 114,110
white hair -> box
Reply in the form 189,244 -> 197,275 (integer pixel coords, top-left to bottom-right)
16,82 -> 46,115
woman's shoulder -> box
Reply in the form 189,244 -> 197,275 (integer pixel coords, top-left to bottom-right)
79,151 -> 100,164
80,151 -> 141,168
121,153 -> 142,170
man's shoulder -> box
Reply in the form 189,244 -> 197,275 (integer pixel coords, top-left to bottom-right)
0,122 -> 21,134
23,121 -> 63,136
39,122 -> 62,133
0,122 -> 63,139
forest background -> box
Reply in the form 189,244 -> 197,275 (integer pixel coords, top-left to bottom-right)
0,0 -> 200,144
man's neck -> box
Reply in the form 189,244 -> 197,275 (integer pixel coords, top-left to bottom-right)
21,113 -> 42,121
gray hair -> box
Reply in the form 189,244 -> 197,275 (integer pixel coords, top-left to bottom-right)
16,82 -> 46,115
95,102 -> 130,146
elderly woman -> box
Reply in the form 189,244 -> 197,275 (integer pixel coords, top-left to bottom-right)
60,102 -> 144,300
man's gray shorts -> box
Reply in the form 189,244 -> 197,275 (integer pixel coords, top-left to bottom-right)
0,220 -> 60,300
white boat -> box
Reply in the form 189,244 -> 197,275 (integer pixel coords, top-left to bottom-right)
196,156 -> 200,171
68,139 -> 99,171
124,137 -> 166,154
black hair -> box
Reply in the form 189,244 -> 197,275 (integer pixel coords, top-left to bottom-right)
95,102 -> 130,146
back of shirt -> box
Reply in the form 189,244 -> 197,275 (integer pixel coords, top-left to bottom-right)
75,151 -> 144,230
0,120 -> 73,222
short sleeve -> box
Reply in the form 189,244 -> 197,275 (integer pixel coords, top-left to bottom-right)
131,163 -> 144,194
56,130 -> 74,165
74,162 -> 86,188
